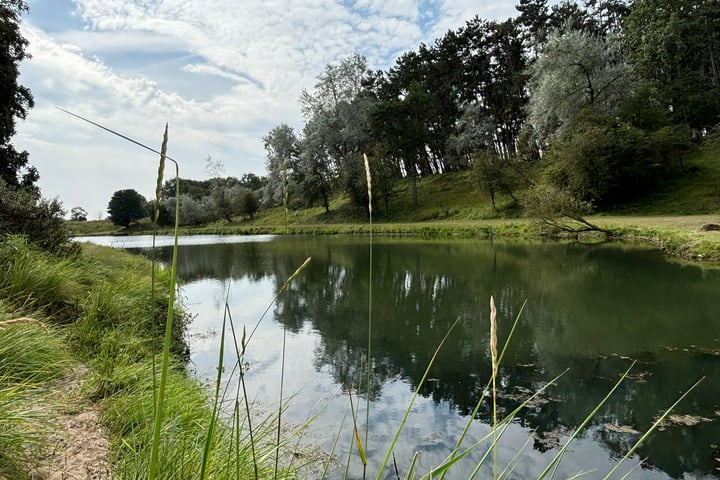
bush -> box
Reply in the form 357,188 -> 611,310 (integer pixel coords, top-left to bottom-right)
545,110 -> 653,207
0,180 -> 70,253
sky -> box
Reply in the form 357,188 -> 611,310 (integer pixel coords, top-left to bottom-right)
15,0 -> 523,219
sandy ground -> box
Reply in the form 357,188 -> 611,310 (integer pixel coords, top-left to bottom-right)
28,367 -> 112,480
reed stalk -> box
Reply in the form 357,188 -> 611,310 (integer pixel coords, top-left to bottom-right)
276,156 -> 290,477
363,152 -> 373,480
490,296 -> 498,480
149,133 -> 180,480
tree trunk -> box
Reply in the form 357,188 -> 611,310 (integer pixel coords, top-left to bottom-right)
411,173 -> 418,207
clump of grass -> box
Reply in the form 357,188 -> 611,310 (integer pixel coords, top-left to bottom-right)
0,382 -> 47,479
0,320 -> 71,385
0,312 -> 72,479
0,236 -> 85,318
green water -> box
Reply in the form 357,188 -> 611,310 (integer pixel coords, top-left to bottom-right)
118,234 -> 720,479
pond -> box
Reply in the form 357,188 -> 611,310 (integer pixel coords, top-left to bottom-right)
79,234 -> 720,479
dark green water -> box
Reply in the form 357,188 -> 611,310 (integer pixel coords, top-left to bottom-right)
91,234 -> 720,479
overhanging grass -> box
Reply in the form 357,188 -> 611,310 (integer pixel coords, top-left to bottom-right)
101,361 -> 294,480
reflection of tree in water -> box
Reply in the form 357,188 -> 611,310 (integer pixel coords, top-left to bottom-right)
147,238 -> 720,479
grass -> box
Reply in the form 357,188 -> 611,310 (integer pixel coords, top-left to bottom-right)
0,312 -> 73,478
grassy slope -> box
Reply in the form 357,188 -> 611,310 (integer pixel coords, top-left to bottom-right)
72,139 -> 720,259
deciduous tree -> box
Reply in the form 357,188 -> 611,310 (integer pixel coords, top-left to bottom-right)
527,28 -> 632,142
107,189 -> 147,227
69,206 -> 88,221
0,0 -> 36,190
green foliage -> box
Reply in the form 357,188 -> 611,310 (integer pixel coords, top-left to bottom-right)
0,322 -> 71,385
0,0 -> 36,190
262,124 -> 300,208
236,189 -> 260,219
69,206 -> 88,221
523,183 -> 602,233
544,110 -> 654,206
0,179 -> 70,253
163,194 -> 213,226
624,0 -> 720,129
146,200 -> 173,227
0,383 -> 45,480
527,28 -> 632,142
472,150 -> 528,209
107,189 -> 148,227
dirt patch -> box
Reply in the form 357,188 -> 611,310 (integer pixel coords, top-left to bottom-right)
28,367 -> 113,480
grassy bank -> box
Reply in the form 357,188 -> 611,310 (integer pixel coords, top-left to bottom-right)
0,236 -> 299,479
69,138 -> 720,262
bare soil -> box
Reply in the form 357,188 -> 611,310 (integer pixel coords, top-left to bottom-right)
28,367 -> 112,480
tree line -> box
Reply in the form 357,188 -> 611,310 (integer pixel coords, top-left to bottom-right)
106,158 -> 265,227
263,0 -> 719,220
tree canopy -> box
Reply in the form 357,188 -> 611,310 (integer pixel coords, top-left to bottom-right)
107,189 -> 148,227
0,0 -> 36,190
258,0 -> 713,223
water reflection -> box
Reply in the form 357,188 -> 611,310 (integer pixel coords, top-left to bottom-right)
140,236 -> 720,479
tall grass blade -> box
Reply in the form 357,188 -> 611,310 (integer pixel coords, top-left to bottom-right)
56,108 -> 182,165
277,175 -> 290,478
200,304 -> 227,479
490,296 -> 498,480
375,316 -> 460,480
349,390 -> 368,468
428,369 -> 567,479
226,302 -> 259,479
406,451 -> 421,480
537,361 -> 637,480
244,257 -> 311,347
497,432 -> 533,480
602,376 -> 705,480
320,403 -> 350,480
439,301 -> 527,480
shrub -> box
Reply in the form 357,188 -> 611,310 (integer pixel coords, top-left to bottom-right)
0,179 -> 70,253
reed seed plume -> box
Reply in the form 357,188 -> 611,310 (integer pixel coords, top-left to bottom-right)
154,123 -> 168,223
363,153 -> 372,215
363,151 -> 373,466
279,257 -> 312,293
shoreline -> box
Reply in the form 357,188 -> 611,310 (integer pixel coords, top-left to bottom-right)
69,214 -> 720,264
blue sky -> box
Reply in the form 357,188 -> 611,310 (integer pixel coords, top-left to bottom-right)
16,0 -> 524,218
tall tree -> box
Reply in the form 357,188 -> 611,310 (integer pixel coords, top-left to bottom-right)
299,54 -> 372,206
624,0 -> 720,129
205,156 -> 235,221
262,124 -> 300,208
527,28 -> 632,142
0,0 -> 36,189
